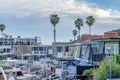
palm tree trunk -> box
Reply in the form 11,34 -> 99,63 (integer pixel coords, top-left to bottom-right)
74,36 -> 75,40
89,26 -> 91,35
53,26 -> 57,55
79,29 -> 80,37
1,31 -> 4,45
1,31 -> 2,38
54,26 -> 56,43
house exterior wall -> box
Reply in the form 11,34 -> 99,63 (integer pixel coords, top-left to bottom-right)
104,31 -> 118,38
81,31 -> 118,41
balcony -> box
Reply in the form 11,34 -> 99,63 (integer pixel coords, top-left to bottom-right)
56,52 -> 75,59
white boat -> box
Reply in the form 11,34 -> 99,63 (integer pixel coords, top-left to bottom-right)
0,66 -> 35,80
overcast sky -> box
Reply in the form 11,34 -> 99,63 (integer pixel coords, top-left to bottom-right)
0,0 -> 120,44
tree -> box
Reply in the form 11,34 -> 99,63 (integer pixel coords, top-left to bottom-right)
86,16 -> 95,35
17,36 -> 21,38
50,14 -> 60,43
74,18 -> 83,38
93,59 -> 120,80
112,29 -> 120,36
3,33 -> 13,38
0,24 -> 5,38
3,34 -> 9,38
72,29 -> 77,40
9,35 -> 12,38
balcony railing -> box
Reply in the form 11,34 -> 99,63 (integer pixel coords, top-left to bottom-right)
57,52 -> 75,59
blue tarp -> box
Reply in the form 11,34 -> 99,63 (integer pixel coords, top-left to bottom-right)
0,53 -> 13,57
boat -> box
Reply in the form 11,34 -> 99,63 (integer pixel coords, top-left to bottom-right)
0,66 -> 35,80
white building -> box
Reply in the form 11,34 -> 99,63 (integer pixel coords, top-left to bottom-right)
0,45 -> 12,57
0,37 -> 41,59
31,44 -> 52,60
52,42 -> 76,59
0,37 -> 41,45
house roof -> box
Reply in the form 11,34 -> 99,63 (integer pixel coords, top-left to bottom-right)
91,37 -> 120,42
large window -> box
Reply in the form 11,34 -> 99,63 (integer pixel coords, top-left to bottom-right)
80,43 -> 101,60
105,43 -> 119,54
57,46 -> 63,52
80,44 -> 90,60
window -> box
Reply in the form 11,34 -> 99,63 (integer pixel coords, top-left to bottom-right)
7,49 -> 10,52
44,47 -> 46,51
13,71 -> 23,76
91,44 -> 99,54
105,43 -> 119,54
3,49 -> 6,52
32,47 -> 34,51
40,52 -> 43,54
33,47 -> 37,51
65,46 -> 69,52
57,46 -> 62,52
80,44 -> 90,60
39,47 -> 43,51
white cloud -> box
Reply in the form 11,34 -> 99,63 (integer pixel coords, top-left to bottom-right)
42,38 -> 68,45
0,0 -> 120,23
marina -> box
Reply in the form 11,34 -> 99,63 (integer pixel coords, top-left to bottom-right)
0,0 -> 120,79
0,36 -> 120,80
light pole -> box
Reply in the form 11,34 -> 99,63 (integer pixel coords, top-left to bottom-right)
108,45 -> 113,80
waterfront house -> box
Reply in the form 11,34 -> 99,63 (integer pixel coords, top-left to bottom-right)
52,42 -> 76,59
92,37 -> 120,55
0,37 -> 41,59
31,44 -> 52,61
74,37 -> 120,79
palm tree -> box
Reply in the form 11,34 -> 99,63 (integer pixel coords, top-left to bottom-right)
9,35 -> 12,38
0,24 -> 5,38
72,29 -> 77,40
86,16 -> 95,35
74,18 -> 83,38
50,14 -> 60,43
3,33 -> 9,38
3,33 -> 12,38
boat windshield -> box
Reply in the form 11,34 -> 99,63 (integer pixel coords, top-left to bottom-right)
13,71 -> 23,76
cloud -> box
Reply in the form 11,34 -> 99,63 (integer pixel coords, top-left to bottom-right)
0,0 -> 120,23
42,38 -> 68,45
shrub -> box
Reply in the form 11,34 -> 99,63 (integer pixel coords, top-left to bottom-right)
82,68 -> 93,76
116,54 -> 120,64
93,59 -> 120,80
